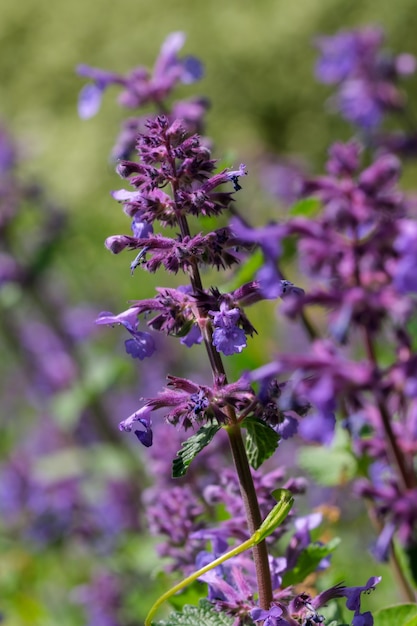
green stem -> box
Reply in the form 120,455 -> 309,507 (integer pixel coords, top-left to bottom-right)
226,424 -> 274,609
165,145 -> 275,610
145,490 -> 293,625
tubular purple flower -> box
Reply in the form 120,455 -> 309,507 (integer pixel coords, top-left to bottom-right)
76,65 -> 124,119
341,576 -> 382,613
152,31 -> 203,87
209,302 -> 247,356
95,308 -> 156,360
119,404 -> 153,447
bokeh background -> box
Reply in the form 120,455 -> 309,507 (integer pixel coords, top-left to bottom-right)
2,1 -> 417,624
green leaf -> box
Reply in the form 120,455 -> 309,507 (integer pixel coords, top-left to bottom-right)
255,489 -> 294,542
282,537 -> 340,587
373,604 -> 417,626
152,599 -> 235,626
243,416 -> 280,470
289,197 -> 321,217
172,423 -> 221,478
298,446 -> 357,486
168,582 -> 208,612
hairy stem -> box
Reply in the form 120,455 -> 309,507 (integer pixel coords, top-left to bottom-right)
169,158 -> 273,607
363,328 -> 416,491
227,424 -> 274,609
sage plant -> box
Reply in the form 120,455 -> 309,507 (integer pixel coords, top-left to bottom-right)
75,31 -> 414,626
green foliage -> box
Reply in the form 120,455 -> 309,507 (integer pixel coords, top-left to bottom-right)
167,582 -> 208,612
172,423 -> 221,478
298,428 -> 358,486
289,197 -> 322,217
373,604 -> 417,626
282,537 -> 340,587
243,415 -> 280,470
152,599 -> 236,626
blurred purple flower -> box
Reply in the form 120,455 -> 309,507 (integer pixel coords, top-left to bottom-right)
315,26 -> 416,129
77,32 -> 203,119
392,220 -> 417,293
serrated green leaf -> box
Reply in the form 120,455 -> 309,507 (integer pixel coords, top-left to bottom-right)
243,416 -> 280,470
153,599 -> 235,626
289,197 -> 321,217
172,424 -> 221,478
282,537 -> 340,587
373,604 -> 417,626
298,446 -> 357,486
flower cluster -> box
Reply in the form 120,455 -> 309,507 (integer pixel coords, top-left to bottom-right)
315,26 -> 416,130
79,27 -> 417,626
236,137 -> 417,567
315,25 -> 417,158
77,32 -> 207,159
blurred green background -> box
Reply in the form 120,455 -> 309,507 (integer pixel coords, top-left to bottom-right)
2,0 -> 417,306
2,0 -> 417,624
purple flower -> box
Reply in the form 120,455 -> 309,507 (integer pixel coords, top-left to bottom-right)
119,404 -> 153,447
371,521 -> 396,562
315,31 -> 362,84
209,302 -> 247,356
251,604 -> 287,626
130,216 -> 153,239
73,571 -> 122,626
326,140 -> 362,177
342,576 -> 382,617
96,309 -> 156,360
298,409 -> 336,446
76,66 -> 123,119
337,78 -> 383,129
180,323 -> 203,347
145,484 -> 206,573
260,158 -> 306,207
77,32 -> 203,119
315,26 -> 416,130
392,220 -> 417,293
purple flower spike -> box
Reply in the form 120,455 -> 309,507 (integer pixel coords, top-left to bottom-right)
315,26 -> 415,131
